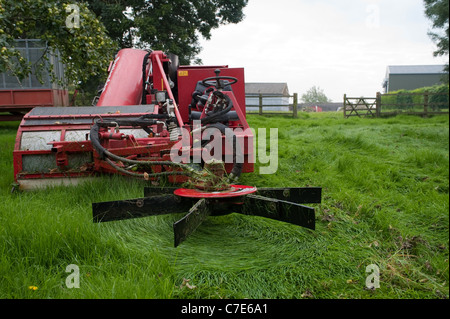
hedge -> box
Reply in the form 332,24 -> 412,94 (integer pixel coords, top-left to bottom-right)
381,84 -> 449,110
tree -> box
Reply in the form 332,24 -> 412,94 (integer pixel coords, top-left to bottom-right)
86,0 -> 248,64
0,0 -> 117,86
423,0 -> 449,80
301,86 -> 331,105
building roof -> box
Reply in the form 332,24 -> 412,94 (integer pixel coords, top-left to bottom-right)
387,65 -> 446,75
245,83 -> 290,96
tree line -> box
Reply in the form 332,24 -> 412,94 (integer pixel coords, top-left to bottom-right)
0,0 -> 248,91
0,0 -> 447,94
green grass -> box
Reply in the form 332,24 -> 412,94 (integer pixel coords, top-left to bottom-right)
0,112 -> 448,299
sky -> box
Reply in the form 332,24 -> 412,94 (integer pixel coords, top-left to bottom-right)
197,0 -> 448,102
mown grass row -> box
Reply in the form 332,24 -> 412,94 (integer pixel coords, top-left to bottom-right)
0,113 -> 448,299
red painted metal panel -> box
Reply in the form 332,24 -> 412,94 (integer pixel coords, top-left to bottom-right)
176,66 -> 246,123
0,89 -> 69,107
174,185 -> 257,198
97,48 -> 149,106
1,89 -> 69,121
13,90 -> 53,105
1,89 -> 67,108
0,91 -> 13,104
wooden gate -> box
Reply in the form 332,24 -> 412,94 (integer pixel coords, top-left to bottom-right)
343,95 -> 378,118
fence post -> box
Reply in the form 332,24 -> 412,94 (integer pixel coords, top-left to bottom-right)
293,93 -> 298,118
376,92 -> 381,118
343,94 -> 347,118
259,93 -> 263,115
423,91 -> 429,117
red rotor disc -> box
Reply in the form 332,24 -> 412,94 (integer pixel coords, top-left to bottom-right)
174,185 -> 257,199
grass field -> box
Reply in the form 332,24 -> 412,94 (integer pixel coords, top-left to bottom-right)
0,112 -> 448,299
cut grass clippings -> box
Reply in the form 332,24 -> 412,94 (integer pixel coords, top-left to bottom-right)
0,112 -> 448,299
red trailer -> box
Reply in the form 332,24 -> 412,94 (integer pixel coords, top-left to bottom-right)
0,39 -> 68,121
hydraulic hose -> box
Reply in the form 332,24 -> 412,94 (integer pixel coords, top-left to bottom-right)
105,157 -> 192,179
141,50 -> 153,104
89,120 -> 197,178
90,118 -> 242,182
200,92 -> 233,125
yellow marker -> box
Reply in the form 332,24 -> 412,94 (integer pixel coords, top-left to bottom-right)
178,70 -> 189,77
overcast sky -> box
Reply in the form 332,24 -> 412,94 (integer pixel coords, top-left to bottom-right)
197,0 -> 447,102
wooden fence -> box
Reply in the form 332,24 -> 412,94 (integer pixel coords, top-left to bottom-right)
246,93 -> 298,118
344,91 -> 449,118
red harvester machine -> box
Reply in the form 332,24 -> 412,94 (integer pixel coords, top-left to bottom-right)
13,49 -> 321,246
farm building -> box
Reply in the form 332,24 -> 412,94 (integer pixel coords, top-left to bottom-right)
382,65 -> 447,93
245,82 -> 290,112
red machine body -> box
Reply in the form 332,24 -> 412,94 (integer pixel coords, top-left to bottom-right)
176,65 -> 246,122
96,49 -> 149,107
13,49 -> 254,190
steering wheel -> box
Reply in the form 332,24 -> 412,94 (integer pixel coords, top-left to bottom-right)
201,69 -> 238,90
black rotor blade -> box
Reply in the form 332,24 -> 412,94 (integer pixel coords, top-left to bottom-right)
240,194 -> 316,230
144,187 -> 178,197
173,198 -> 211,247
93,195 -> 192,223
256,187 -> 322,204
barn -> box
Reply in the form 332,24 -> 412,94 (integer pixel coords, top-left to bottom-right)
382,65 -> 447,93
245,82 -> 290,112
